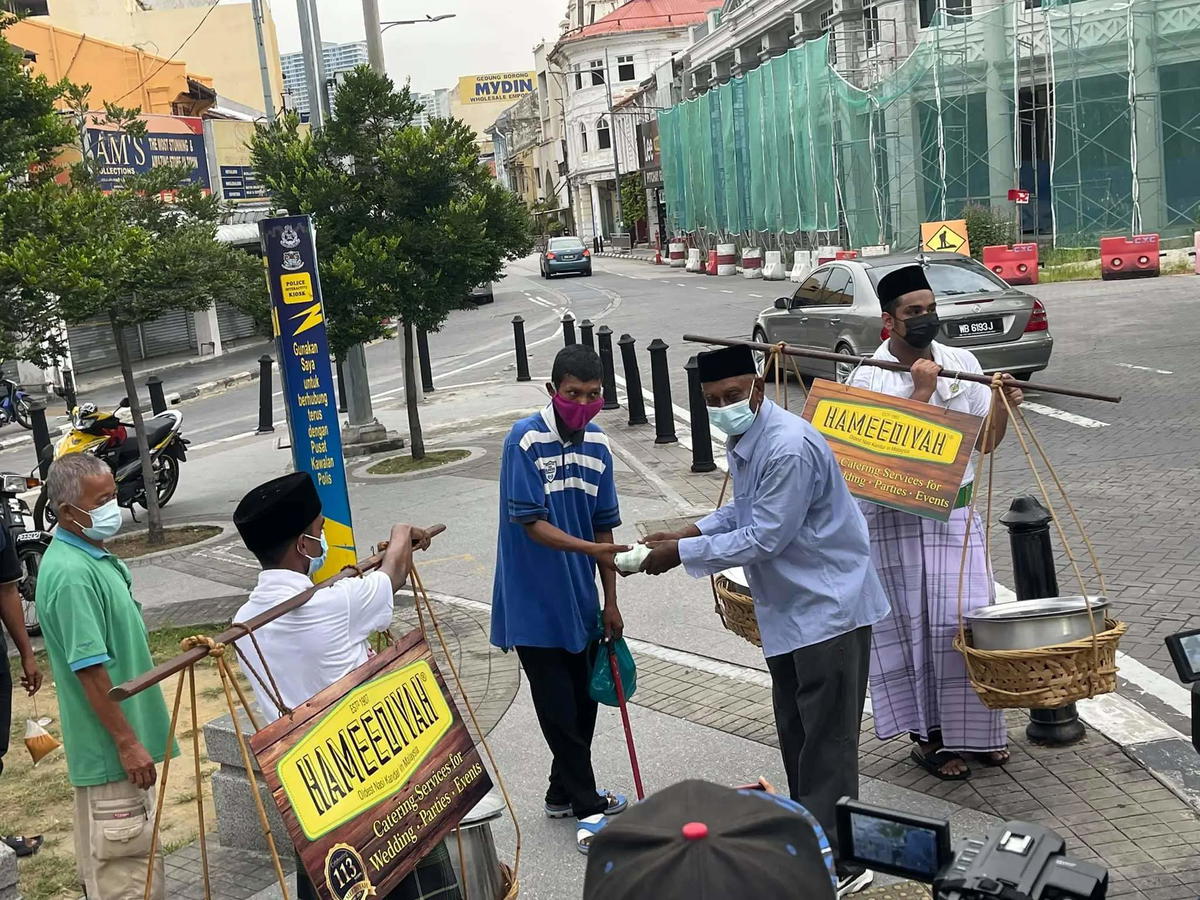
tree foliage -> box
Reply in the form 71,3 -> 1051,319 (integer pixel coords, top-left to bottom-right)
249,66 -> 536,359
620,172 -> 648,228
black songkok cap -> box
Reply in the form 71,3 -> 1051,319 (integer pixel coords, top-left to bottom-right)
876,265 -> 933,308
584,779 -> 837,900
696,345 -> 757,383
233,471 -> 321,555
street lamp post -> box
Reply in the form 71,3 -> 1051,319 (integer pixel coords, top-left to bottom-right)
602,49 -> 625,244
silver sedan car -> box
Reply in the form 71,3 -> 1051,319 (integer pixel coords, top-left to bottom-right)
753,252 -> 1053,383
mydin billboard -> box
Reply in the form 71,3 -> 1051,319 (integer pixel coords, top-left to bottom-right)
456,71 -> 536,105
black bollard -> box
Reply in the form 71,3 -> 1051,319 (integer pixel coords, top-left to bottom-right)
562,311 -> 577,346
580,319 -> 595,352
146,375 -> 167,415
647,338 -> 677,444
335,358 -> 348,413
29,399 -> 52,480
597,326 -> 619,410
999,496 -> 1084,745
685,356 -> 717,472
512,316 -> 531,382
256,354 -> 275,434
618,334 -> 648,426
417,328 -> 435,394
60,368 -> 77,413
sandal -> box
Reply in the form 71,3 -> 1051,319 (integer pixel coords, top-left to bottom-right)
972,749 -> 1011,767
910,747 -> 970,781
576,814 -> 607,855
1,835 -> 43,857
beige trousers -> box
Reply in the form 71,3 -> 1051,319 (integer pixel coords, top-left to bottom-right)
73,779 -> 165,900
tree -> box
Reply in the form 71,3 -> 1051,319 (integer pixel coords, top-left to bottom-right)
250,67 -> 535,459
620,172 -> 648,232
0,42 -> 264,542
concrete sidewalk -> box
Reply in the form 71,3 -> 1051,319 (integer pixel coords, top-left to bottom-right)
97,375 -> 1200,899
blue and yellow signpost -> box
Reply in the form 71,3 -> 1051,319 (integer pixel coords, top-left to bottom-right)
259,215 -> 356,578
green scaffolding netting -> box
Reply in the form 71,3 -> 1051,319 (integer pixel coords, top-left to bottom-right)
658,0 -> 1200,249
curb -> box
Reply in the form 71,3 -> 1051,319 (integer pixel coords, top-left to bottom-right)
176,367 -> 260,402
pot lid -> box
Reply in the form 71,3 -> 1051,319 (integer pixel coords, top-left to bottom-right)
965,596 -> 1108,622
459,790 -> 505,826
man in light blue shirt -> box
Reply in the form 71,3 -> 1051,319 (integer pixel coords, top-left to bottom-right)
641,345 -> 889,896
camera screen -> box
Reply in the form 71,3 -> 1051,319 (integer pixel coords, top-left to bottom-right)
1180,634 -> 1200,672
849,811 -> 943,879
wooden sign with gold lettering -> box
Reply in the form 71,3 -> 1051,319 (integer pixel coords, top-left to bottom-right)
802,380 -> 984,522
250,628 -> 492,900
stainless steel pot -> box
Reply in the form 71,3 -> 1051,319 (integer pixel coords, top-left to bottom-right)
965,596 -> 1110,651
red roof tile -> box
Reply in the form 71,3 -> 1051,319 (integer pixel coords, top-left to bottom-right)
562,0 -> 721,42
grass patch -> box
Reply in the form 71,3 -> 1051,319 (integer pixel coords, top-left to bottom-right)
1038,258 -> 1102,283
110,525 -> 222,559
367,448 -> 470,476
1162,257 -> 1195,276
1040,246 -> 1099,267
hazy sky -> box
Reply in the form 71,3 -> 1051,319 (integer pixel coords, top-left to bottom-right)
267,0 -> 570,92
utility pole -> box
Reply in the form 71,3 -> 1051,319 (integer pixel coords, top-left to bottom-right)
362,0 -> 387,74
249,0 -> 276,118
308,0 -> 332,122
603,48 -> 625,241
294,0 -> 323,129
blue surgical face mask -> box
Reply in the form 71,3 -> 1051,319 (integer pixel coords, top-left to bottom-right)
707,398 -> 758,436
300,531 -> 328,577
73,498 -> 123,541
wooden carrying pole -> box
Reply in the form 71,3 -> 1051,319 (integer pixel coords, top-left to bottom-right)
683,335 -> 1122,404
109,525 -> 446,701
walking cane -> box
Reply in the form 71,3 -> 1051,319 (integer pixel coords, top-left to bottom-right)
607,641 -> 645,801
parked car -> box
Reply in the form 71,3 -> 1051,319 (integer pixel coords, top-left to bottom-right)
540,236 -> 592,278
468,282 -> 494,304
753,252 -> 1053,383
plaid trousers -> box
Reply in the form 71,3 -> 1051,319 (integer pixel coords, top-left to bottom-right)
296,840 -> 462,900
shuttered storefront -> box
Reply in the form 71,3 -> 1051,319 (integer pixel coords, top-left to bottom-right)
66,312 -> 196,374
215,301 -> 261,342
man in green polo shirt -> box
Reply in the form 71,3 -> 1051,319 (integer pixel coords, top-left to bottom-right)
36,454 -> 174,900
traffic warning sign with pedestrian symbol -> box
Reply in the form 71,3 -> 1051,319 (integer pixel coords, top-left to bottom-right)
920,219 -> 971,257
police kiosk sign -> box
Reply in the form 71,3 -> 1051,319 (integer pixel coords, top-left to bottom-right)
260,215 -> 356,578
250,630 -> 493,900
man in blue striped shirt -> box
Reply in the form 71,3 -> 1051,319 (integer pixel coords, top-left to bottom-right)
491,345 -> 631,855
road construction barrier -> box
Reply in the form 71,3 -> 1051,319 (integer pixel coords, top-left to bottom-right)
669,241 -> 686,267
983,243 -> 1039,286
762,250 -> 786,280
835,250 -> 858,261
685,248 -> 702,272
716,243 -> 737,276
817,245 -> 841,265
705,249 -> 719,275
789,250 -> 813,283
1100,234 -> 1159,280
1194,232 -> 1199,275
742,247 -> 763,278
861,244 -> 891,257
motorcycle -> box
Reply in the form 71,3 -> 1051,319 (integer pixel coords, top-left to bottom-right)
0,377 -> 32,430
1,471 -> 50,636
32,400 -> 189,531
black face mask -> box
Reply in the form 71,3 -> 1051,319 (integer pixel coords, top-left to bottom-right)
899,311 -> 940,349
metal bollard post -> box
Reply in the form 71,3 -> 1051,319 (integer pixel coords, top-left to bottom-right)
617,334 -> 648,426
335,358 -> 348,413
561,311 -> 577,346
597,326 -> 619,410
580,319 -> 595,352
511,316 -> 531,382
646,339 -> 677,444
999,496 -> 1084,745
684,356 -> 717,472
256,355 -> 275,434
417,328 -> 435,394
146,375 -> 167,415
29,399 -> 52,480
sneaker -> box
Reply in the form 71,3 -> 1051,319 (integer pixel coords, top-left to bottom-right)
837,869 -> 874,897
576,814 -> 607,855
545,790 -> 629,819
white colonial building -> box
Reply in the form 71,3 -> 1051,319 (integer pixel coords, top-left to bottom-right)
549,0 -> 721,244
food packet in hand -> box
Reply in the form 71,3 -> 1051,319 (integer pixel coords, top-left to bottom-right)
24,718 -> 60,765
614,544 -> 652,574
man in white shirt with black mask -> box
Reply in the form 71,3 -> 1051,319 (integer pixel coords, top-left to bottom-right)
231,471 -> 460,900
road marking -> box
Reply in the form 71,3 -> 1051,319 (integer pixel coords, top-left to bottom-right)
749,293 -> 763,298
189,430 -> 258,451
675,282 -> 687,287
1021,402 -> 1109,428
720,289 -> 734,294
696,286 -> 708,291
1115,363 -> 1173,375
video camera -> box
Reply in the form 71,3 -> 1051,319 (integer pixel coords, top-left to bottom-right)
1164,627 -> 1200,753
836,799 -> 1106,900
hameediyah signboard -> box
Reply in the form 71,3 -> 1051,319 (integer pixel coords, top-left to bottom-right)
259,214 -> 356,579
249,629 -> 493,900
457,71 -> 536,105
802,380 -> 984,522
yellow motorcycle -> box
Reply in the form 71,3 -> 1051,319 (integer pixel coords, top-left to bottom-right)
32,400 -> 189,530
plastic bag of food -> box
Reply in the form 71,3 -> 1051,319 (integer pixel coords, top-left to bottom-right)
24,718 -> 60,765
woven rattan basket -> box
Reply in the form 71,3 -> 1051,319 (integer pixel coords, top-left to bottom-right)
954,617 -> 1127,710
713,573 -> 761,647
